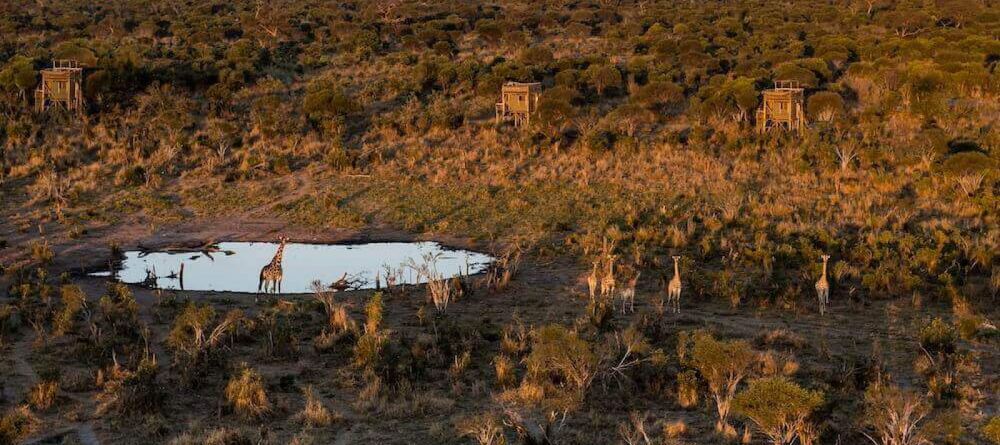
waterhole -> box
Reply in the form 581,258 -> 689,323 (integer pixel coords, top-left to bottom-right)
90,241 -> 494,294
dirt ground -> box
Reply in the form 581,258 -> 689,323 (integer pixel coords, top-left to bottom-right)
1,215 -> 996,444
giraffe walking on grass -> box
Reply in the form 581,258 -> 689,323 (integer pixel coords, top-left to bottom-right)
620,270 -> 640,314
666,256 -> 682,314
587,261 -> 600,301
816,255 -> 831,316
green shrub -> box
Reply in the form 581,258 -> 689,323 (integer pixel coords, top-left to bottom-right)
940,152 -> 996,176
584,64 -> 623,96
0,304 -> 20,339
0,55 -> 37,95
525,325 -> 596,393
919,318 -> 957,354
733,377 -> 822,445
690,331 -> 758,433
303,79 -> 359,121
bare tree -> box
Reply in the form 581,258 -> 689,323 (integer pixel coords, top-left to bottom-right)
861,381 -> 930,445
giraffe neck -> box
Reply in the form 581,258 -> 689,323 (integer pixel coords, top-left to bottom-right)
673,259 -> 679,278
821,259 -> 828,280
271,242 -> 286,266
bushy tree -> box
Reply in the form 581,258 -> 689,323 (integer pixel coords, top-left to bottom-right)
690,331 -> 758,433
733,377 -> 823,445
520,46 -> 554,67
807,91 -> 845,122
585,64 -> 623,96
525,325 -> 596,393
702,77 -> 758,123
535,95 -> 576,137
879,9 -> 932,37
631,80 -> 685,113
52,40 -> 98,66
0,56 -> 36,100
303,79 -> 359,120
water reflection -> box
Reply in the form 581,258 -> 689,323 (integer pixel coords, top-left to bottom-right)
90,241 -> 494,294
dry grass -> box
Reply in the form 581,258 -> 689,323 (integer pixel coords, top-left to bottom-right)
0,405 -> 40,444
27,380 -> 59,411
224,365 -> 270,420
294,386 -> 336,428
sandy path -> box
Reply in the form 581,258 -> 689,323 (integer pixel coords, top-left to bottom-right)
9,337 -> 102,445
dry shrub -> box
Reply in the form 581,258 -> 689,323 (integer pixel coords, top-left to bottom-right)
862,381 -> 930,445
982,417 -> 1000,444
352,294 -> 387,373
427,276 -> 453,312
52,285 -> 86,336
353,376 -> 383,412
761,351 -> 799,376
497,381 -> 545,406
313,282 -> 356,338
167,303 -> 244,381
618,411 -> 653,445
450,350 -> 472,381
676,370 -> 699,409
0,406 -> 40,444
756,329 -> 806,350
457,412 -> 506,445
500,317 -> 529,356
662,419 -> 687,438
95,354 -> 162,416
494,354 -> 516,388
168,427 -> 264,445
27,380 -> 59,411
294,386 -> 335,427
225,365 -> 270,420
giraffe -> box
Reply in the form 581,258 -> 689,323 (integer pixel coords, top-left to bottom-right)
600,255 -> 617,298
258,236 -> 289,294
620,270 -> 640,313
667,256 -> 682,314
816,255 -> 830,316
587,260 -> 600,301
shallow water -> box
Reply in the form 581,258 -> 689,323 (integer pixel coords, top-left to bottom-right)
90,241 -> 494,294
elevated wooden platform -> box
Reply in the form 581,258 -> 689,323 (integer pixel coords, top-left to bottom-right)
495,81 -> 541,127
35,59 -> 84,113
756,80 -> 805,133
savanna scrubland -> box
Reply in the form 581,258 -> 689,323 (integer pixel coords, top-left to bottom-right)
0,0 -> 998,444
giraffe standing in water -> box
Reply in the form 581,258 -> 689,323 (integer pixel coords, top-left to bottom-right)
259,236 -> 290,294
816,255 -> 830,316
667,256 -> 682,314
